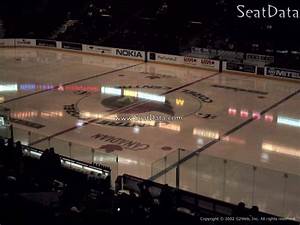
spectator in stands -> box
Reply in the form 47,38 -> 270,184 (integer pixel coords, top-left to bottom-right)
7,138 -> 14,149
138,182 -> 153,210
250,205 -> 259,217
15,141 -> 23,157
234,202 -> 247,217
14,141 -> 23,175
129,190 -> 138,215
39,148 -> 51,189
0,138 -> 5,163
40,148 -> 50,161
159,184 -> 173,213
40,148 -> 50,169
3,138 -> 15,170
39,148 -> 61,189
49,147 -> 61,177
0,137 -> 4,148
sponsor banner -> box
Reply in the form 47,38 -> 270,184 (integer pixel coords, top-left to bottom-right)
265,67 -> 300,80
148,52 -> 183,65
191,47 -> 244,62
224,62 -> 256,74
183,56 -> 220,70
36,39 -> 57,48
149,52 -> 219,70
0,39 -> 15,47
15,39 -> 36,47
83,44 -> 113,56
218,50 -> 244,62
191,47 -> 218,57
62,42 -> 82,51
246,53 -> 274,64
114,48 -> 144,60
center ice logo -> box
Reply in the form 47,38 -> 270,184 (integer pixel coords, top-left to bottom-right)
63,84 -> 214,128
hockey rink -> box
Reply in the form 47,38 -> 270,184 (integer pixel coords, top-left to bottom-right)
0,48 -> 299,219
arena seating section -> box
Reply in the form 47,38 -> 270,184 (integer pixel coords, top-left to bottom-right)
0,137 -> 298,225
0,0 -> 299,69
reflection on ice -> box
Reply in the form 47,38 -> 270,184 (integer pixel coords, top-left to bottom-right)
101,86 -> 166,103
193,128 -> 220,139
277,115 -> 300,128
262,142 -> 300,158
0,84 -> 18,92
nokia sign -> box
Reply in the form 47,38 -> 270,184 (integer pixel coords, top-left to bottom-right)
115,49 -> 143,58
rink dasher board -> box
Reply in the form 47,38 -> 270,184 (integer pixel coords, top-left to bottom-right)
147,52 -> 220,71
0,38 -> 220,69
1,38 -> 300,81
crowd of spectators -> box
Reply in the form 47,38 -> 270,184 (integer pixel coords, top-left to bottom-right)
0,0 -> 299,68
0,137 -> 111,225
0,137 -> 199,225
1,1 -> 299,56
0,138 -> 200,225
0,137 -> 297,225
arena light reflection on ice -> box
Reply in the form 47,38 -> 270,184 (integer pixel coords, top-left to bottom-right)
76,120 -> 85,127
158,123 -> 181,132
0,84 -> 18,92
193,128 -> 220,139
262,142 -> 300,158
123,89 -> 138,97
124,89 -> 165,102
277,116 -> 300,128
137,92 -> 165,103
101,87 -> 122,96
101,86 -> 166,102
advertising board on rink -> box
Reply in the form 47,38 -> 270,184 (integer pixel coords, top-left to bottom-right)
114,48 -> 145,60
148,52 -> 219,70
246,53 -> 274,63
83,44 -> 113,56
183,56 -> 220,70
0,39 -> 15,47
15,39 -> 36,47
36,39 -> 57,48
265,67 -> 300,79
224,62 -> 256,74
148,52 -> 183,65
62,41 -> 82,51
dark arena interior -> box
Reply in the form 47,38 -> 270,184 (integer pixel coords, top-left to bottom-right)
0,1 -> 300,225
